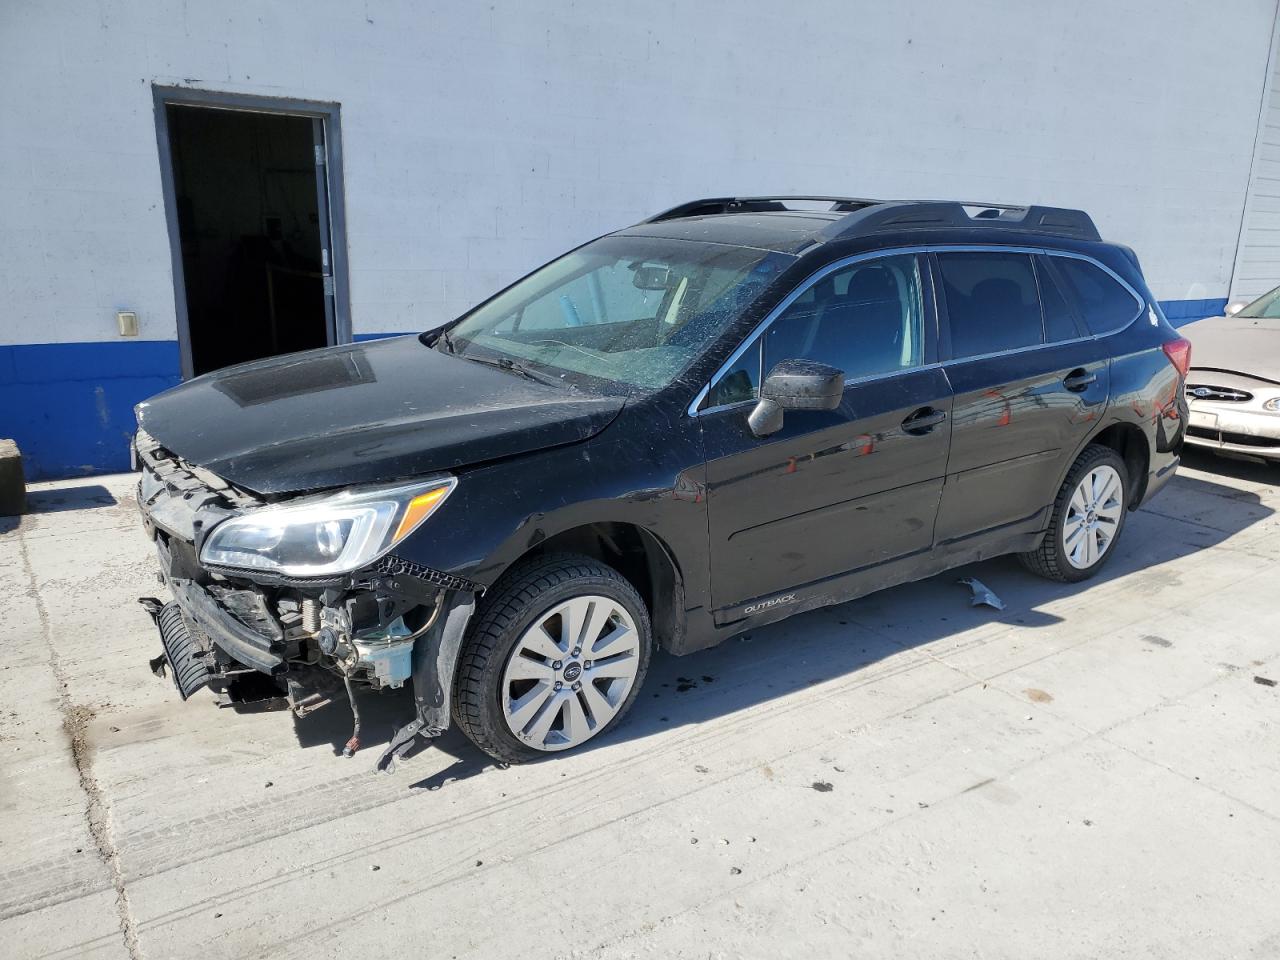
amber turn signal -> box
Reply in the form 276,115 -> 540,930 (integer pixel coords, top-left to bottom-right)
393,485 -> 452,542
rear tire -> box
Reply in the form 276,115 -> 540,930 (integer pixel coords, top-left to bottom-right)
1020,444 -> 1130,583
453,553 -> 652,764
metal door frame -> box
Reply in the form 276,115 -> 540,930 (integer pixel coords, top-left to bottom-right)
152,86 -> 352,379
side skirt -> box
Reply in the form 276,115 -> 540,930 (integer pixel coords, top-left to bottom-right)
684,513 -> 1048,651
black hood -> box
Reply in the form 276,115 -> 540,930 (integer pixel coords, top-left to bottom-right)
136,336 -> 624,495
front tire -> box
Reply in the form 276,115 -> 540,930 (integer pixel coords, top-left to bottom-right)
1020,444 -> 1130,583
453,553 -> 652,764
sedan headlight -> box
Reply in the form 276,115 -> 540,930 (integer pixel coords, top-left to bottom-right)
200,477 -> 456,577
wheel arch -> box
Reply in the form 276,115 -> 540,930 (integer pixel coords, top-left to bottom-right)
1053,418 -> 1152,512
1082,421 -> 1151,507
491,521 -> 687,653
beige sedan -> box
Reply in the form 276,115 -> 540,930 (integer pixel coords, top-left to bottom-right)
1181,288 -> 1280,463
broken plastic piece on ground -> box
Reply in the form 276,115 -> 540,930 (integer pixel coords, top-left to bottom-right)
958,577 -> 1006,611
375,717 -> 441,773
1255,675 -> 1277,687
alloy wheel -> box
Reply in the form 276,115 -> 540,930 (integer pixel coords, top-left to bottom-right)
500,595 -> 641,751
1063,464 -> 1124,569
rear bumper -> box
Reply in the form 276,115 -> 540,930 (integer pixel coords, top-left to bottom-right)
1141,452 -> 1181,505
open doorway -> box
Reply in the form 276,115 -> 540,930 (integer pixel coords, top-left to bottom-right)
154,90 -> 349,378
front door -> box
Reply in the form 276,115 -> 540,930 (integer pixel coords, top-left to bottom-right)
698,253 -> 953,619
931,250 -> 1111,544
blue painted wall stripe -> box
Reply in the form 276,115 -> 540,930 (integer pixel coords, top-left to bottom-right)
1,341 -> 181,480
0,296 -> 1238,480
1159,297 -> 1229,326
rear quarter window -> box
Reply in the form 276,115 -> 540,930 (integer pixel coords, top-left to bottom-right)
1052,257 -> 1142,335
1034,255 -> 1084,342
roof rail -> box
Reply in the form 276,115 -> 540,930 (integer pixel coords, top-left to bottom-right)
643,196 -> 881,223
826,201 -> 1100,242
641,196 -> 1101,242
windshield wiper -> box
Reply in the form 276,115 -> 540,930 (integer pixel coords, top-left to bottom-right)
434,328 -> 456,353
458,352 -> 573,390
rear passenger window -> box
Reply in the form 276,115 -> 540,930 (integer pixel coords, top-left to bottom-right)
1035,256 -> 1083,342
1052,257 -> 1141,334
938,252 -> 1043,357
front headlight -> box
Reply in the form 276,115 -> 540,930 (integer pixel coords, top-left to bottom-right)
200,477 -> 456,577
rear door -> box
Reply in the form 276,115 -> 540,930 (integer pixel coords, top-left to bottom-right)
699,253 -> 953,618
932,249 -> 1111,544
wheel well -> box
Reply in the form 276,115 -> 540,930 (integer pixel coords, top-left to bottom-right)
1089,422 -> 1150,506
520,522 -> 685,652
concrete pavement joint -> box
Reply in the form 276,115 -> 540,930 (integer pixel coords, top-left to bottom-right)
17,528 -> 143,960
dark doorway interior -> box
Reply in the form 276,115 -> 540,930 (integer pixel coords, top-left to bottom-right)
166,105 -> 330,375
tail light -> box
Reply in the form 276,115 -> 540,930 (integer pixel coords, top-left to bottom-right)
1162,337 -> 1191,378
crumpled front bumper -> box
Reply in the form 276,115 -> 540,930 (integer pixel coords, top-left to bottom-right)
133,431 -> 482,764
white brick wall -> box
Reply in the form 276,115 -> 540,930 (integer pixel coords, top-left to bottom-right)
1,0 -> 1276,346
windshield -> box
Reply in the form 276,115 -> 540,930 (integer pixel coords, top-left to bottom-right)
1237,285 -> 1280,318
443,235 -> 794,392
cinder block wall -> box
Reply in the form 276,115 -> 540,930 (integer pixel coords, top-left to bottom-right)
1,0 -> 1276,477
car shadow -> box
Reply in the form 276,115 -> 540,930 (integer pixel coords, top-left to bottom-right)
288,681 -> 502,782
26,483 -> 119,513
1180,446 -> 1279,486
597,466 -> 1272,755
1,483 -> 121,532
298,466 -> 1273,785
291,685 -> 411,754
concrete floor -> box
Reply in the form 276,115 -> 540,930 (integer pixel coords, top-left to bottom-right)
2,449 -> 1278,960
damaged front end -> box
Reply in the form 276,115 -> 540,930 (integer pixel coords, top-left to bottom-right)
134,431 -> 478,769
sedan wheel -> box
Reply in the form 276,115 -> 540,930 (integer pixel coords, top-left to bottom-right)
1062,464 -> 1124,569
501,595 -> 642,752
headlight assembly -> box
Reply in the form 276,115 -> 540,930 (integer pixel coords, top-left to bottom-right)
200,477 -> 456,577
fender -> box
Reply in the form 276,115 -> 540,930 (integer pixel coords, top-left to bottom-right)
392,400 -> 714,615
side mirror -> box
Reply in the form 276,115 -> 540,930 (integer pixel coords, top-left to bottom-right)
1225,302 -> 1245,316
747,359 -> 844,437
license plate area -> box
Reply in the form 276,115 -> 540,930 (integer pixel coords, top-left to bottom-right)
1189,409 -> 1218,430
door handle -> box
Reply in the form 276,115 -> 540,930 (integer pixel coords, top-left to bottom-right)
1064,369 -> 1097,392
902,407 -> 947,434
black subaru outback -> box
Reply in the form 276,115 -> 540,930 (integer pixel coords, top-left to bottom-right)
135,197 -> 1190,766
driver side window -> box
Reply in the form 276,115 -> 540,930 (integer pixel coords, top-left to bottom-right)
705,254 -> 925,408
764,254 -> 924,379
